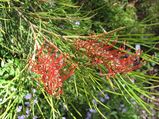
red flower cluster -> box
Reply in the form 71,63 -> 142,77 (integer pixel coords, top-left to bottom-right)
29,43 -> 75,95
75,39 -> 141,78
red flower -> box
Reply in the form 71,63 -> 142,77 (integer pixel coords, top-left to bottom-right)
75,37 -> 141,78
29,42 -> 76,95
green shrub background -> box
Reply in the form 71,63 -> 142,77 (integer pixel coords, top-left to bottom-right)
0,0 -> 159,119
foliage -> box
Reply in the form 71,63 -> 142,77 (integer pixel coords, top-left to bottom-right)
0,0 -> 159,119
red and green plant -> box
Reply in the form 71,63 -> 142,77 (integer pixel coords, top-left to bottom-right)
29,41 -> 76,96
75,35 -> 141,78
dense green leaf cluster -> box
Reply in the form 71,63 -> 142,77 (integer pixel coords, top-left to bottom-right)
0,0 -> 159,118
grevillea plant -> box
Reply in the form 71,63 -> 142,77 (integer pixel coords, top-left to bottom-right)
29,41 -> 76,96
75,35 -> 141,78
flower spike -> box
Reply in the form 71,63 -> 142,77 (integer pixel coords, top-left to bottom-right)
29,41 -> 76,96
